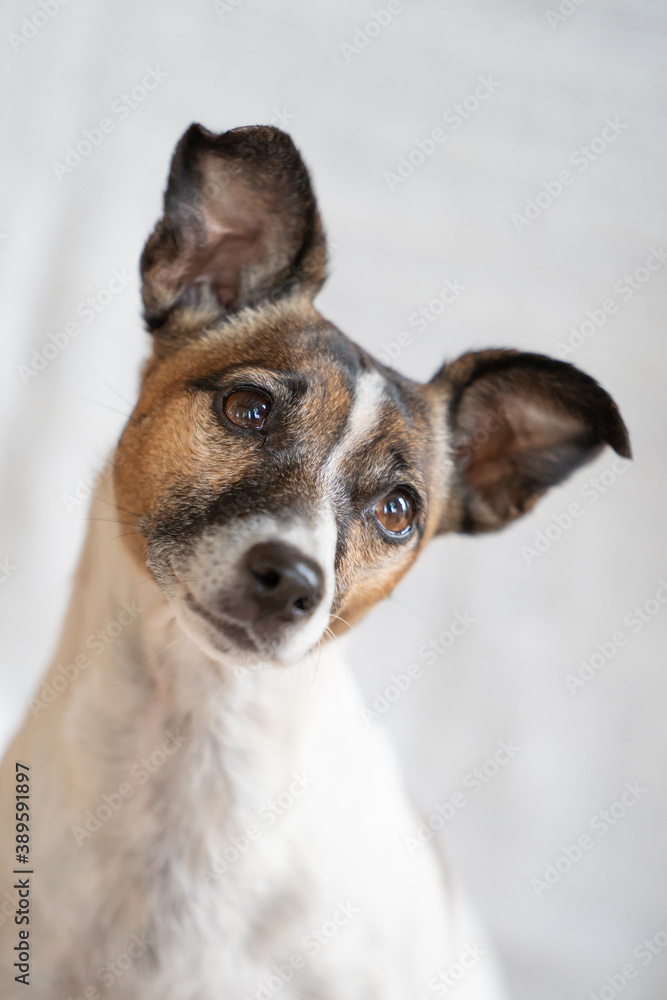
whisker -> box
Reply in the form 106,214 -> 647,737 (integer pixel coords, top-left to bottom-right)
300,642 -> 322,705
88,365 -> 134,408
323,625 -> 352,694
387,593 -> 428,627
149,634 -> 188,661
72,516 -> 136,528
68,392 -> 130,418
93,494 -> 143,519
328,613 -> 353,631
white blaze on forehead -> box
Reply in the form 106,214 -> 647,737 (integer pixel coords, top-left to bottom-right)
322,368 -> 387,484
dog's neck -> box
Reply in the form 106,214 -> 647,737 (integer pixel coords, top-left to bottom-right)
46,469 -> 341,833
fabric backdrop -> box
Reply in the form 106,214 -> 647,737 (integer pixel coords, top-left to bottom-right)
1,1 -> 665,997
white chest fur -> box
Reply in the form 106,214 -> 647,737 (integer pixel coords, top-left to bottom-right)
0,483 -> 503,1000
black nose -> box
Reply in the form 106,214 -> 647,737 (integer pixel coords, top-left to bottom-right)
243,541 -> 324,625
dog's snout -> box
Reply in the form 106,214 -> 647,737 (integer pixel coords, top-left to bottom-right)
243,541 -> 324,623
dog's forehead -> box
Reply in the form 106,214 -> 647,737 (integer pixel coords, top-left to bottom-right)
152,305 -> 431,463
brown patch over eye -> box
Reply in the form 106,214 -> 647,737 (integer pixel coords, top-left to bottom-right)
375,489 -> 416,536
221,389 -> 271,430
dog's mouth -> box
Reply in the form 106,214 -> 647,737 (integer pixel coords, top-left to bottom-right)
180,587 -> 316,668
182,590 -> 259,655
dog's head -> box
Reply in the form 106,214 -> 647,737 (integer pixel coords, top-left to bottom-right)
115,124 -> 630,666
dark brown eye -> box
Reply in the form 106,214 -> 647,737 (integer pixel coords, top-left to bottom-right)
221,389 -> 271,430
375,489 -> 416,536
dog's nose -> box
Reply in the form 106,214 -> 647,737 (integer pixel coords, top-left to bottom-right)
243,541 -> 324,624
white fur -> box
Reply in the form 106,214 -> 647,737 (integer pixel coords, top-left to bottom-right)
322,368 -> 387,486
0,473 -> 506,999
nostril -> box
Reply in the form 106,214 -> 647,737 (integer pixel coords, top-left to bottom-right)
293,594 -> 314,613
251,565 -> 281,591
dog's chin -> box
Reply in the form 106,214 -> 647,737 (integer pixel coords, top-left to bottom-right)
173,595 -> 319,669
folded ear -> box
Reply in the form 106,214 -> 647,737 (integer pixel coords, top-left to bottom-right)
141,123 -> 327,344
431,350 -> 631,534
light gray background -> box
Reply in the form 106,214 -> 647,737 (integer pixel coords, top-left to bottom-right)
1,1 -> 665,997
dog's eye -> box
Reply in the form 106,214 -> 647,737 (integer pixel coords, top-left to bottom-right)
220,389 -> 271,430
375,489 -> 416,536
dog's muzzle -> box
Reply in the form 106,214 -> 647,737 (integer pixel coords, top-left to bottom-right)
172,515 -> 335,663
192,539 -> 327,656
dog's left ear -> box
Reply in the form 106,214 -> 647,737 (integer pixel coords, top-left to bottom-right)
141,123 -> 326,344
430,349 -> 631,534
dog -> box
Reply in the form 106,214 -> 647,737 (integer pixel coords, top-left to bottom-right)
0,123 -> 630,999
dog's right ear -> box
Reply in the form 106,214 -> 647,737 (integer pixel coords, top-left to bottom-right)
140,123 -> 327,347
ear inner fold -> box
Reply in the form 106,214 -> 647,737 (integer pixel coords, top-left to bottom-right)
141,123 -> 327,339
432,350 -> 631,534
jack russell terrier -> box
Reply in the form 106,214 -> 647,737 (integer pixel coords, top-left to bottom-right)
0,123 -> 630,999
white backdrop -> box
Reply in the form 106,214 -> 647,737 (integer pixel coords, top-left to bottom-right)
1,2 -> 666,997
